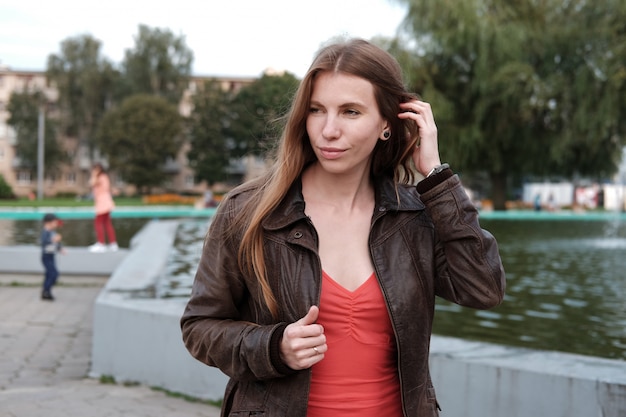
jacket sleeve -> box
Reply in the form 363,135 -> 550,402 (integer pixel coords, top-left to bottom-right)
418,173 -> 506,309
180,194 -> 291,381
41,230 -> 56,254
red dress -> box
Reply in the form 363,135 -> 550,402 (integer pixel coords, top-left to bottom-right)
307,271 -> 403,416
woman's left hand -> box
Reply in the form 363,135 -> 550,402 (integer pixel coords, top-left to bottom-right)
279,306 -> 327,370
398,100 -> 441,177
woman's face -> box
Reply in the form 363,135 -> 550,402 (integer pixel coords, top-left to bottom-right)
306,71 -> 388,177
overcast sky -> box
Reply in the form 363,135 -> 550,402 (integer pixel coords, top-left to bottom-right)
0,0 -> 407,77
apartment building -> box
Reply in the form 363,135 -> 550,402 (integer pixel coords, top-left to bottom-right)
0,65 -> 59,197
0,64 -> 258,198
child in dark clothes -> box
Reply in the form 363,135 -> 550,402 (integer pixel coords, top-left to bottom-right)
40,213 -> 64,300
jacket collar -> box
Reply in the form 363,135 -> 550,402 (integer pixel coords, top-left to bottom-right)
262,176 -> 425,231
262,180 -> 307,231
375,175 -> 425,213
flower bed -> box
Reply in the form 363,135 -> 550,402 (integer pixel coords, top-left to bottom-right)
141,194 -> 199,205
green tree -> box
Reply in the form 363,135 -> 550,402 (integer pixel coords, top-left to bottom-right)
95,94 -> 183,192
227,72 -> 300,157
121,24 -> 194,105
46,34 -> 119,149
186,80 -> 235,185
7,91 -> 65,173
397,0 -> 626,209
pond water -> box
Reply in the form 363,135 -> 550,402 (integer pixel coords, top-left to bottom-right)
0,217 -> 150,248
436,218 -> 626,361
1,216 -> 625,361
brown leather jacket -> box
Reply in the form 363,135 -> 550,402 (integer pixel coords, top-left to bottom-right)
181,172 -> 505,417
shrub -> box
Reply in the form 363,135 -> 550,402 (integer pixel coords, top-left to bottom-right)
142,193 -> 198,205
55,192 -> 79,198
0,174 -> 15,199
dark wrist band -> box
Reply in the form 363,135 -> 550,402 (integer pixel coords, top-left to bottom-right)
416,164 -> 453,194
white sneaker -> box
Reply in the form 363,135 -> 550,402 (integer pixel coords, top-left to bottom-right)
88,242 -> 107,253
108,242 -> 119,252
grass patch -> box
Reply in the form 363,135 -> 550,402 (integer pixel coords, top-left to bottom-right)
6,281 -> 34,287
151,386 -> 223,407
99,374 -> 116,384
96,375 -> 222,408
0,281 -> 41,288
0,197 -> 143,208
0,281 -> 104,288
99,375 -> 142,387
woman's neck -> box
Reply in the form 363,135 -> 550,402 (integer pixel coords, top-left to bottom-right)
301,162 -> 374,212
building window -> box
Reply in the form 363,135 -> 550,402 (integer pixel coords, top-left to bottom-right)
185,175 -> 194,187
66,172 -> 76,184
0,146 -> 4,161
7,126 -> 16,143
17,171 -> 31,184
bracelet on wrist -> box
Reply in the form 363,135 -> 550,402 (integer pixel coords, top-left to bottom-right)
426,163 -> 450,177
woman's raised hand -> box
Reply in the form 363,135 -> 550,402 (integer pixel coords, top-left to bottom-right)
398,100 -> 441,177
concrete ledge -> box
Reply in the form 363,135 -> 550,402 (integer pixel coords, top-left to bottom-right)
91,293 -> 228,400
430,336 -> 626,416
90,219 -> 228,400
0,245 -> 128,276
103,220 -> 178,294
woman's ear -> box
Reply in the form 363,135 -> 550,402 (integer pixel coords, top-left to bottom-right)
380,121 -> 391,140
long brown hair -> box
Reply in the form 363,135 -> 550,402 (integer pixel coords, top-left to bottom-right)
235,38 -> 419,318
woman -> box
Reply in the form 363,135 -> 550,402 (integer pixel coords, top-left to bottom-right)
181,38 -> 505,417
88,163 -> 118,252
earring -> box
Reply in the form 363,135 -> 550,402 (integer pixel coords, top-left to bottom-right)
382,130 -> 391,140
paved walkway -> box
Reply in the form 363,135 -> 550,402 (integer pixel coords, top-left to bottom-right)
0,274 -> 221,417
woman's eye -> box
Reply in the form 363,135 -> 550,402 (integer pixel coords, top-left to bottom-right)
309,107 -> 320,114
345,109 -> 360,116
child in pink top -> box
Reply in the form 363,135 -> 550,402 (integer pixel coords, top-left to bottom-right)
88,163 -> 117,252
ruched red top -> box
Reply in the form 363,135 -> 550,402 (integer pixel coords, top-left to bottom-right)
307,271 -> 403,416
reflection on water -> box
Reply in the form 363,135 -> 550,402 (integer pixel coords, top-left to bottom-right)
0,218 -> 151,248
2,217 -> 625,360
158,219 -> 210,299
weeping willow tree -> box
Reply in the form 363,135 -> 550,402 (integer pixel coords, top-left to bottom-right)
392,0 -> 626,209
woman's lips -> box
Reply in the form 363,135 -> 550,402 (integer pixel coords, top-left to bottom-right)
319,147 -> 345,160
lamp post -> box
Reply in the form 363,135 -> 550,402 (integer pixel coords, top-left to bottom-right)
37,106 -> 44,200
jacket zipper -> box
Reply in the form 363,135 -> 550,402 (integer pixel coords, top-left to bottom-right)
303,215 -> 323,412
369,205 -> 409,417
